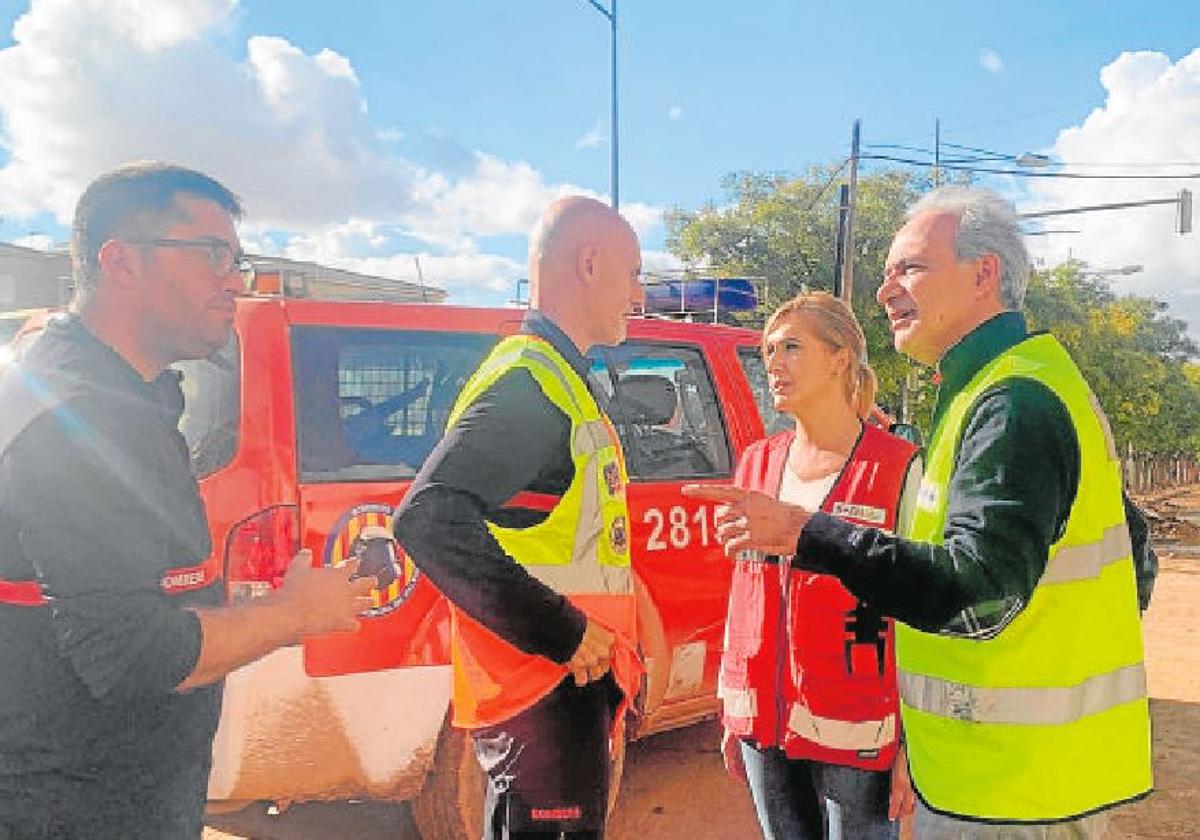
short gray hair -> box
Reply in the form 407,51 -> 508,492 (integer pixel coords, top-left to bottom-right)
908,185 -> 1030,309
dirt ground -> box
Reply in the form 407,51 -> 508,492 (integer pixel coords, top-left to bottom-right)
608,550 -> 1200,840
206,488 -> 1200,840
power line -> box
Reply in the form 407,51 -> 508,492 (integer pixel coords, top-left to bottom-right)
801,158 -> 851,213
868,140 -> 1200,172
860,153 -> 1200,180
1027,160 -> 1200,169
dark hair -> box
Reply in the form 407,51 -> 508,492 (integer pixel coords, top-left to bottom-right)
71,161 -> 242,287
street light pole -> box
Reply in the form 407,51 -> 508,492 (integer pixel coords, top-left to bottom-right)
586,0 -> 619,209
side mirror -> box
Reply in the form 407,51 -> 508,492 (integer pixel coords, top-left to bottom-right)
889,422 -> 923,448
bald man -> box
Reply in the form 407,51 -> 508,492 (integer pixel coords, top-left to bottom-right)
395,197 -> 644,839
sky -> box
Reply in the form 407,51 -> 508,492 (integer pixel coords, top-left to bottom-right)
0,0 -> 1198,329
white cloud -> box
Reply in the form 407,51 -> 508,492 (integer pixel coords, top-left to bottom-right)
979,48 -> 1003,74
619,202 -> 666,241
0,0 -> 666,305
1024,49 -> 1200,335
641,249 -> 684,275
575,119 -> 605,151
668,105 -> 683,121
12,233 -> 54,250
0,0 -> 413,227
288,245 -> 522,305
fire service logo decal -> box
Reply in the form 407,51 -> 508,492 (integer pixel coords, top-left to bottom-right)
323,503 -> 420,617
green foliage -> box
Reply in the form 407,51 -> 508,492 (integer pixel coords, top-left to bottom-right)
1025,262 -> 1200,456
666,169 -> 1200,457
664,165 -> 933,423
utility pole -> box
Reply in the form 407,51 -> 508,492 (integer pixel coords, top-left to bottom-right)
933,118 -> 941,187
839,119 -> 861,306
833,184 -> 849,297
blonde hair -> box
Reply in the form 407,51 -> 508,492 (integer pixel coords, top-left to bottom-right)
762,292 -> 877,419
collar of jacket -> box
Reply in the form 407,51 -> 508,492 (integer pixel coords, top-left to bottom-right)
521,310 -> 593,383
931,311 -> 1028,431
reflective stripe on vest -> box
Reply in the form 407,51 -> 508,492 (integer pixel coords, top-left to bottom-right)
896,332 -> 1152,822
442,334 -> 638,728
717,681 -> 757,719
1042,523 -> 1132,585
899,662 -> 1146,726
787,705 -> 896,752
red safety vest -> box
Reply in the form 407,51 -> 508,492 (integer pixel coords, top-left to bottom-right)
719,423 -> 916,771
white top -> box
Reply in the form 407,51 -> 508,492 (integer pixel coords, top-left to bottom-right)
778,438 -> 923,534
778,466 -> 838,510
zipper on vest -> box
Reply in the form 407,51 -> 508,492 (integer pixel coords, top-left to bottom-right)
772,557 -> 791,745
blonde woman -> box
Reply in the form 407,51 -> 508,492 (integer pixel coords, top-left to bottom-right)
718,293 -> 918,839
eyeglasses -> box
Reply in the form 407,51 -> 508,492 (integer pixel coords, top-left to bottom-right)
125,237 -> 256,286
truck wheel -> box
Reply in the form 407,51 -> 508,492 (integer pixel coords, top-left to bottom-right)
410,717 -> 483,840
411,710 -> 628,839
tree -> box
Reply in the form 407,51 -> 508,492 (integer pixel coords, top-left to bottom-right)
667,171 -> 1200,462
664,166 -> 930,420
1024,262 -> 1200,459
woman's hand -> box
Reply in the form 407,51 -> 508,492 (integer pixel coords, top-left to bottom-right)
720,728 -> 747,782
888,743 -> 916,822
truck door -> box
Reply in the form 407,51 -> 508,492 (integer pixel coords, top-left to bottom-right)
290,323 -> 499,676
590,340 -> 735,720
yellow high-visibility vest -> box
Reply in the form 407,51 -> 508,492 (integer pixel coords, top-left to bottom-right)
443,334 -> 638,727
897,332 -> 1152,822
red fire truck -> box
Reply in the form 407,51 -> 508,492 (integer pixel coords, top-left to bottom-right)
152,279 -> 787,837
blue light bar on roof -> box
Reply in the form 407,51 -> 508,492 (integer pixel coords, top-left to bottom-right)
642,277 -> 758,314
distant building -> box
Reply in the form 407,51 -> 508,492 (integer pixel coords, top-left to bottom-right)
247,254 -> 445,304
0,243 -> 445,342
0,243 -> 73,311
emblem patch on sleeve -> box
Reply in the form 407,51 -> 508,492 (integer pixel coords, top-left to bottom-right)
609,515 -> 629,555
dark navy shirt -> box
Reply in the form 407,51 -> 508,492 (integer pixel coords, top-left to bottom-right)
0,315 -> 221,837
394,311 -> 591,664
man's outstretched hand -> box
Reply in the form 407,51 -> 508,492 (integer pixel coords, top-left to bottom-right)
681,484 -> 811,558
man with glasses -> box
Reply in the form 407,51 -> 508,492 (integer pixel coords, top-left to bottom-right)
0,162 -> 375,839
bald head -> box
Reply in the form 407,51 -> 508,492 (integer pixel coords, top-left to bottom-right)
528,195 -> 643,352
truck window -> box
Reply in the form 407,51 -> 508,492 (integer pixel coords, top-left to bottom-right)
591,343 -> 732,481
293,326 -> 498,482
174,336 -> 241,479
736,346 -> 794,436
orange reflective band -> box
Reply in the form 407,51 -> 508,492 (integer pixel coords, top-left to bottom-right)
0,578 -> 46,607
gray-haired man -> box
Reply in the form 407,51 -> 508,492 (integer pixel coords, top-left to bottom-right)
687,186 -> 1152,837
